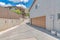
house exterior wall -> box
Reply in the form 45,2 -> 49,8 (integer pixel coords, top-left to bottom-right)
46,0 -> 60,32
30,0 -> 52,18
30,0 -> 60,32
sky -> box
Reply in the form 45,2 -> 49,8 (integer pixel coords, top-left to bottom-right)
0,0 -> 34,8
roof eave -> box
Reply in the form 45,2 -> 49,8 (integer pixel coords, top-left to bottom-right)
29,0 -> 36,11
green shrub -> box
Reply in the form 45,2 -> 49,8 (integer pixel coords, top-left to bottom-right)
26,13 -> 30,16
12,9 -> 22,15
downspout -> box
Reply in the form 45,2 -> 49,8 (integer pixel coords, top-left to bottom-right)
53,15 -> 55,30
51,15 -> 55,30
30,18 -> 32,25
29,11 -> 32,25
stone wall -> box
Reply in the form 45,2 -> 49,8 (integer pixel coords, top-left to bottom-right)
0,18 -> 22,31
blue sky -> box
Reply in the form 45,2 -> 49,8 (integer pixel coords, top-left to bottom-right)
0,0 -> 34,8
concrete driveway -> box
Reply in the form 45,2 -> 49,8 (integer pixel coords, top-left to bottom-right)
0,19 -> 59,40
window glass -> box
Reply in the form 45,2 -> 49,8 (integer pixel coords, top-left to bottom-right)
58,13 -> 60,19
35,4 -> 39,9
35,5 -> 38,9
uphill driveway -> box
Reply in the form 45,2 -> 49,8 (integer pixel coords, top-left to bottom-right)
0,19 -> 59,40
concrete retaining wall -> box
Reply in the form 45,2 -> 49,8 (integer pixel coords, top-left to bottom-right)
0,18 -> 22,31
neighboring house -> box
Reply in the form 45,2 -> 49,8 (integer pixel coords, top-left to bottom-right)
29,0 -> 60,33
0,7 -> 21,31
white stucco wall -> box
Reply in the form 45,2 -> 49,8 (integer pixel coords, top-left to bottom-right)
46,0 -> 60,32
30,0 -> 60,32
30,0 -> 53,18
53,0 -> 60,32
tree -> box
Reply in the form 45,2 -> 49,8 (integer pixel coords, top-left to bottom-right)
12,9 -> 22,15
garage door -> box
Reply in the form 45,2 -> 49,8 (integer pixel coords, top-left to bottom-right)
31,16 -> 46,28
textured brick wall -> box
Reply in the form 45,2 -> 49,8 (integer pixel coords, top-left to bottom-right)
31,16 -> 46,28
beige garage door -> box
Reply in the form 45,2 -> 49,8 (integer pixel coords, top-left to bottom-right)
31,16 -> 46,28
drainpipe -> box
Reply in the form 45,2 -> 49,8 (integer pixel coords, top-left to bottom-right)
29,12 -> 32,25
53,15 -> 55,30
50,15 -> 57,35
30,18 -> 32,25
51,15 -> 55,30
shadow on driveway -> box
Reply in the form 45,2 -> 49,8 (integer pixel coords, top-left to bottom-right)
26,22 -> 59,39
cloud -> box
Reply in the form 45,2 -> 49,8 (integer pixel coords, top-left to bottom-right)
9,0 -> 29,3
0,2 -> 12,7
16,4 -> 26,8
